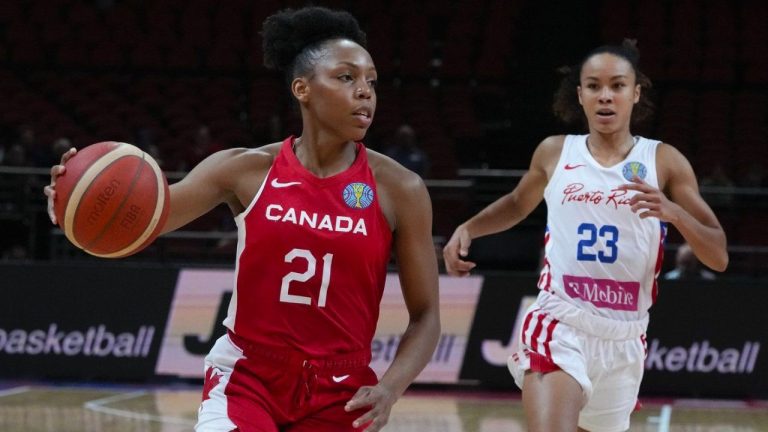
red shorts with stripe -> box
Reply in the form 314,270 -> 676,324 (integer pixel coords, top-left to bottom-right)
196,331 -> 377,432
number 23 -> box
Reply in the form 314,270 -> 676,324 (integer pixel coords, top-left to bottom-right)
576,223 -> 618,263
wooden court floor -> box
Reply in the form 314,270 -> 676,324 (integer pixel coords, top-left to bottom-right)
1,382 -> 766,431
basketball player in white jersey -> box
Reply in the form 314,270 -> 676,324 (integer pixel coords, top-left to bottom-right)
443,40 -> 727,432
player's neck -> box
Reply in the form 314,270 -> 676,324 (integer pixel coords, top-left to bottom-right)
586,132 -> 636,165
293,136 -> 358,178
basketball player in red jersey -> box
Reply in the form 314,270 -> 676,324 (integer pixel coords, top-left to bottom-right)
45,7 -> 439,431
444,40 -> 727,431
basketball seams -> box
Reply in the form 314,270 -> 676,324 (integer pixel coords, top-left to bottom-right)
63,142 -> 166,257
83,154 -> 148,254
63,143 -> 143,249
99,151 -> 167,258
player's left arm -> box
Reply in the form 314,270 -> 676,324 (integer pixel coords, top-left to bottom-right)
346,169 -> 440,431
619,143 -> 728,271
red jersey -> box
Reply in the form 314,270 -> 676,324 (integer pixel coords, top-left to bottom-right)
224,137 -> 393,356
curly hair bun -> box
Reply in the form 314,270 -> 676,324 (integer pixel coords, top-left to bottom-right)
261,7 -> 367,72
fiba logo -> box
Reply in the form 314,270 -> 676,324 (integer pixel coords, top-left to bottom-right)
343,182 -> 374,209
622,161 -> 647,181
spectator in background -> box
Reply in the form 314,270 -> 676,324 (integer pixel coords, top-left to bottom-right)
740,162 -> 766,188
664,243 -> 716,281
43,137 -> 73,167
135,127 -> 165,169
173,124 -> 224,172
700,163 -> 735,206
12,124 -> 47,166
384,124 -> 430,177
2,142 -> 28,166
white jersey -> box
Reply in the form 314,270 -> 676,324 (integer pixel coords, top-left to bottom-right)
537,134 -> 666,321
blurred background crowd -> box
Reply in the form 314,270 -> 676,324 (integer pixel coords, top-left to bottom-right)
0,0 -> 765,277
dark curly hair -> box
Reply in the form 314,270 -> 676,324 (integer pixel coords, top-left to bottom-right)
261,6 -> 367,80
552,39 -> 655,129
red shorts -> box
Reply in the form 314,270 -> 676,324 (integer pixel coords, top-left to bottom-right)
196,331 -> 377,432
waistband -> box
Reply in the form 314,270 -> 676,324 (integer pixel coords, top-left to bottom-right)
227,330 -> 371,371
536,291 -> 649,340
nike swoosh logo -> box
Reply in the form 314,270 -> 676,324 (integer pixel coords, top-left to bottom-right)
564,163 -> 586,170
332,374 -> 350,383
271,178 -> 302,188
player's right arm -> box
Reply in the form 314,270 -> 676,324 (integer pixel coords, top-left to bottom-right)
442,135 -> 563,276
44,145 -> 275,233
162,147 -> 274,234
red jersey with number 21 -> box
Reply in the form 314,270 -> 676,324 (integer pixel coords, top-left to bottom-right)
224,136 -> 393,357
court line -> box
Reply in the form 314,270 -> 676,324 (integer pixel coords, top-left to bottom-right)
84,390 -> 196,426
646,403 -> 672,432
657,404 -> 672,432
0,386 -> 31,398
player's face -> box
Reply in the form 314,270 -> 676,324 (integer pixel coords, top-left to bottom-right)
297,39 -> 377,142
577,53 -> 640,134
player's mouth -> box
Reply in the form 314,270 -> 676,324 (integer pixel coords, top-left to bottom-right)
352,107 -> 373,126
596,109 -> 616,121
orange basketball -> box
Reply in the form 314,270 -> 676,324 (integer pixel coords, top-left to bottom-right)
53,141 -> 170,258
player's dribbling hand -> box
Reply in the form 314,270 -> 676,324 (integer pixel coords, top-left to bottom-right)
442,224 -> 476,277
44,147 -> 77,225
618,175 -> 681,222
345,383 -> 396,431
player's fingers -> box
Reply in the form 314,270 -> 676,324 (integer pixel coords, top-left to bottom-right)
44,185 -> 57,224
50,164 -> 65,185
345,387 -> 374,411
62,147 -> 77,163
458,232 -> 472,257
352,409 -> 377,429
629,192 -> 658,205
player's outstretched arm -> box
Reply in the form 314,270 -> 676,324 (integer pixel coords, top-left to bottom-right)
162,148 -> 272,234
346,168 -> 440,432
443,136 -> 562,276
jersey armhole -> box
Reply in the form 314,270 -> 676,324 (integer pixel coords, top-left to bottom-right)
543,135 -> 573,197
234,166 -> 273,223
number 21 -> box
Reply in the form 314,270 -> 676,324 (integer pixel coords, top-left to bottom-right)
280,248 -> 333,307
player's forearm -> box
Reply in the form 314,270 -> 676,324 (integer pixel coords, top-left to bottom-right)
377,306 -> 440,398
670,207 -> 728,271
464,193 -> 530,240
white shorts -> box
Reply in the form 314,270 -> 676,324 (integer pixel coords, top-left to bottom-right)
508,291 -> 647,432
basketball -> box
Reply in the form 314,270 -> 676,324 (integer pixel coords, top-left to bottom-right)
53,141 -> 170,258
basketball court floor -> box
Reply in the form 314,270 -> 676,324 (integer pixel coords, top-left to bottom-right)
1,381 -> 766,431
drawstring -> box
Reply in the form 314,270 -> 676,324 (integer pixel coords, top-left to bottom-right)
295,360 -> 318,409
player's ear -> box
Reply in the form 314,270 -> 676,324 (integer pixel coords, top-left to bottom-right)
292,77 -> 310,103
577,86 -> 584,105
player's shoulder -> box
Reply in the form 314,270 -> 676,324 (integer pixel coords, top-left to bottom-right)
654,141 -> 691,167
367,148 -> 426,194
208,142 -> 282,171
535,134 -> 567,154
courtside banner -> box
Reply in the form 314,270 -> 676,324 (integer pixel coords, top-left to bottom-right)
0,263 -> 177,380
156,269 -> 483,383
459,273 -> 539,387
641,279 -> 766,398
458,274 -> 767,398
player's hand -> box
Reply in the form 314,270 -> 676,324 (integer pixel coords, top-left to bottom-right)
442,224 -> 476,277
618,175 -> 681,222
345,383 -> 396,431
44,147 -> 77,225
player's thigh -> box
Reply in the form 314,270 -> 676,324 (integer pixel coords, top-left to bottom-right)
522,370 -> 584,432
